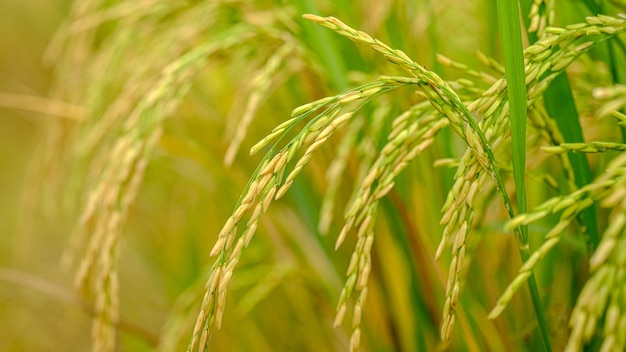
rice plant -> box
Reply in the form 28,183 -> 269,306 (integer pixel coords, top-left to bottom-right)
2,0 -> 626,351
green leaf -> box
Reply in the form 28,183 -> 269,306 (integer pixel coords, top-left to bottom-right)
293,0 -> 348,91
496,0 -> 552,351
543,74 -> 599,250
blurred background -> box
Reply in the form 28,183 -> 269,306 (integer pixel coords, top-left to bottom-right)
0,1 -> 87,350
1,1 -> 622,351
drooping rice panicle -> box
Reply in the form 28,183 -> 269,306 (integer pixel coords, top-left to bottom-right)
302,12 -> 626,343
73,21 -> 258,350
543,141 -> 626,154
301,16 -> 502,178
490,153 -> 626,320
437,14 -> 626,340
190,76 -> 430,352
333,103 -> 448,350
45,4 -> 292,350
565,153 -> 626,351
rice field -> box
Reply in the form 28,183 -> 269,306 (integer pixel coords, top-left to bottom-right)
1,1 -> 626,351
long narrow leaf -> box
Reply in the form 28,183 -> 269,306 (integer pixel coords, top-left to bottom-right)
495,1 -> 552,351
294,0 -> 348,90
543,74 -> 599,249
